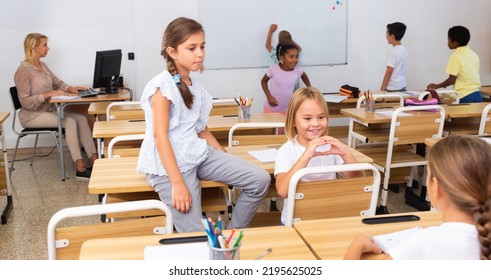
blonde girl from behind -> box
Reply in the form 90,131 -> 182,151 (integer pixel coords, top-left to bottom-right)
344,135 -> 491,260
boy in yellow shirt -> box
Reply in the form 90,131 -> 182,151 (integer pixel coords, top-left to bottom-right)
427,25 -> 482,103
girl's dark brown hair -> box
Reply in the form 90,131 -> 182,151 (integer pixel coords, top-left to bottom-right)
428,135 -> 491,259
161,17 -> 204,109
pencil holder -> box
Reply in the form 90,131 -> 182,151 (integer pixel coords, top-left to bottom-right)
208,237 -> 241,260
238,105 -> 251,120
365,100 -> 375,112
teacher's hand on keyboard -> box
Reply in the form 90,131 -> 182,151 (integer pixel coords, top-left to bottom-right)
78,88 -> 99,98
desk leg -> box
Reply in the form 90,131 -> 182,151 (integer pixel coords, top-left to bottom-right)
1,123 -> 13,224
56,104 -> 66,181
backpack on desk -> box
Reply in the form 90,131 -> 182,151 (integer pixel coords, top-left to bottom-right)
404,89 -> 441,106
339,84 -> 360,98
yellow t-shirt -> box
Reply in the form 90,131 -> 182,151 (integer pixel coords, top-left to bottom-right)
445,46 -> 481,98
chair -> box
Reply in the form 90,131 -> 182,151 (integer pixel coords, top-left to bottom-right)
104,134 -> 230,221
357,105 -> 446,214
478,103 -> 491,135
227,122 -> 286,147
347,94 -> 404,148
227,122 -> 286,226
97,101 -> 143,158
9,86 -> 65,179
284,163 -> 381,227
47,199 -> 173,260
107,134 -> 144,158
105,101 -> 143,121
418,90 -> 460,104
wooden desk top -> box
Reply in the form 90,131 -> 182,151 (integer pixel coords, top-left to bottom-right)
442,102 -> 490,118
341,103 -> 490,125
424,137 -> 441,147
93,113 -> 285,138
88,157 -> 225,194
93,119 -> 145,138
294,211 -> 443,260
79,225 -> 316,260
88,99 -> 237,115
481,86 -> 491,97
49,88 -> 131,104
0,112 -> 10,124
225,145 -> 373,174
425,136 -> 491,148
88,101 -> 140,115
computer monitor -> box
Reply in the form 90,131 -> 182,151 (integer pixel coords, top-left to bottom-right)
92,49 -> 122,94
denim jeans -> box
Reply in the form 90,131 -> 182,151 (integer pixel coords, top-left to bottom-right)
460,91 -> 482,103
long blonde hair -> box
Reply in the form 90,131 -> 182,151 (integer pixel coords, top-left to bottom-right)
23,33 -> 47,65
285,87 -> 329,139
160,17 -> 204,109
428,135 -> 491,260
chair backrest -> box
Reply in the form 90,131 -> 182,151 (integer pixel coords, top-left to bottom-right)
47,199 -> 173,260
107,134 -> 144,158
388,105 -> 445,146
106,101 -> 143,121
347,94 -> 403,148
9,86 -> 23,135
418,90 -> 460,104
284,163 -> 381,227
9,87 -> 22,110
479,103 -> 491,135
227,122 -> 286,147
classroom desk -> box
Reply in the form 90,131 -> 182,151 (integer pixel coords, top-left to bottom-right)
481,86 -> 491,100
79,225 -> 317,260
0,112 -> 12,224
324,91 -> 413,119
88,156 -> 231,215
88,157 -> 227,195
49,89 -> 131,180
225,144 -> 373,174
441,103 -> 490,135
92,113 -> 285,157
93,113 -> 285,138
87,98 -> 238,121
293,211 -> 442,260
425,136 -> 491,148
88,101 -> 142,121
341,103 -> 491,141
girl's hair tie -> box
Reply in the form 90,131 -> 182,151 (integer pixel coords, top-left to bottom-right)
173,74 -> 181,85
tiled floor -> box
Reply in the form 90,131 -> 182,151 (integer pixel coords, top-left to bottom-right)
0,146 -> 420,260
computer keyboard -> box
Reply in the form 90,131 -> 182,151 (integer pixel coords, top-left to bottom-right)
78,88 -> 99,98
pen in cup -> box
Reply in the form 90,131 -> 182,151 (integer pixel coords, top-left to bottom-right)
254,248 -> 273,260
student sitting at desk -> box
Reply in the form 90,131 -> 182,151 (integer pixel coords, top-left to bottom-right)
427,25 -> 482,103
137,17 -> 270,233
14,33 -> 97,180
344,135 -> 491,260
274,87 -> 364,225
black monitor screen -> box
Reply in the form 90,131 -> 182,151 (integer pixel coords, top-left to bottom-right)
93,49 -> 122,94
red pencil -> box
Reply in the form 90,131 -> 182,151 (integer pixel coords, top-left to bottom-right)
226,228 -> 236,244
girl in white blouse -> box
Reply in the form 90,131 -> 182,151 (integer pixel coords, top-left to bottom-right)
136,17 -> 270,233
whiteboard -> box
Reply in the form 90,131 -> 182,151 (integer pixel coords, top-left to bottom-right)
200,0 -> 348,70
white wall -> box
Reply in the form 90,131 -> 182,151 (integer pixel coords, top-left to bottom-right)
1,0 -> 490,147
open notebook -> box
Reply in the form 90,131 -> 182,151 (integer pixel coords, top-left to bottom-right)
145,242 -> 209,260
372,226 -> 421,252
247,148 -> 278,163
